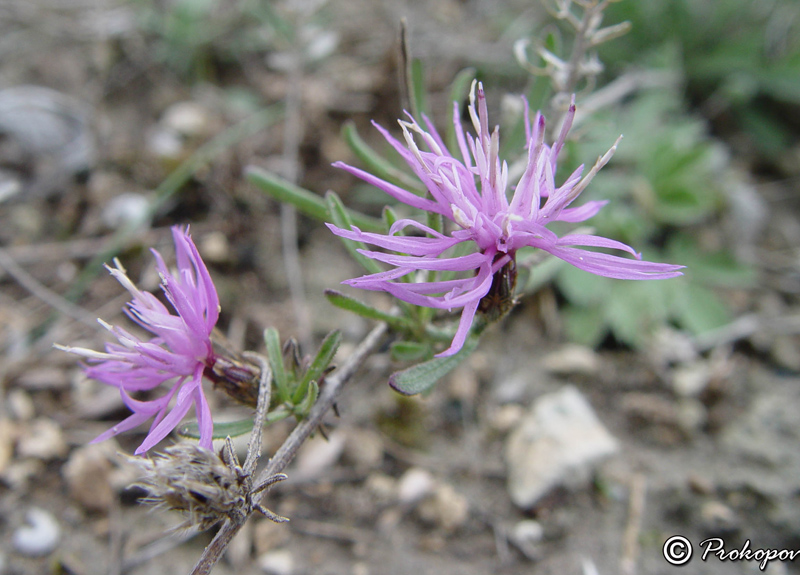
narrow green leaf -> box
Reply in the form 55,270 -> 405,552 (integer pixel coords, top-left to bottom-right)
245,166 -> 383,233
179,409 -> 291,440
295,330 -> 341,404
264,328 -> 289,402
390,340 -> 433,362
389,335 -> 480,396
325,191 -> 384,274
342,122 -> 424,194
324,289 -> 413,330
409,58 -> 429,120
382,205 -> 399,233
294,380 -> 319,418
445,67 -> 476,153
179,418 -> 255,440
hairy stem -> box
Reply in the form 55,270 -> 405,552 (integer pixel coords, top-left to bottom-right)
188,322 -> 388,575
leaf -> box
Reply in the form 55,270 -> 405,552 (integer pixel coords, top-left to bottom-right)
341,122 -> 424,193
324,289 -> 413,330
178,418 -> 255,440
676,283 -> 731,335
245,166 -> 383,233
390,340 -> 433,362
562,304 -> 608,348
409,58 -> 429,120
295,330 -> 341,404
389,335 -> 479,396
325,191 -> 384,274
263,327 -> 288,402
179,409 -> 291,440
445,67 -> 476,153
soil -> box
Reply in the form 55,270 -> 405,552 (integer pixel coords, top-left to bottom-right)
1,1 -> 800,575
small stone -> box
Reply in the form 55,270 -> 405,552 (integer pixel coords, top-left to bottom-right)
16,367 -> 69,391
397,467 -> 435,505
505,386 -> 618,508
365,473 -> 396,505
162,101 -> 211,137
62,444 -> 115,512
146,127 -> 182,160
509,519 -> 544,559
17,419 -> 68,460
102,192 -> 150,229
700,501 -> 740,536
12,508 -> 60,556
417,484 -> 469,531
672,362 -> 711,397
0,419 -> 15,473
254,518 -> 291,555
343,428 -> 384,469
541,344 -> 601,376
257,549 -> 294,575
199,231 -> 231,264
489,404 -> 525,434
6,389 -> 34,420
446,366 -> 479,402
293,431 -> 345,481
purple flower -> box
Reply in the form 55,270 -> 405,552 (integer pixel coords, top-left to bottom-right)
58,227 -> 220,454
328,82 -> 684,357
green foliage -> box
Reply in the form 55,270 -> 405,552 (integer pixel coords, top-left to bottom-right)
263,328 -> 341,421
601,0 -> 800,158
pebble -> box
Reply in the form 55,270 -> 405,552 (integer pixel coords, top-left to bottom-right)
257,549 -> 294,575
293,431 -> 345,481
0,419 -> 13,473
416,483 -> 469,531
17,419 -> 68,460
16,367 -> 69,391
101,192 -> 150,229
541,345 -> 601,376
397,467 -> 435,505
505,386 -> 618,508
700,500 -> 740,536
161,101 -> 211,137
343,428 -> 384,470
488,404 -> 525,434
672,361 -> 711,397
12,508 -> 61,556
62,444 -> 115,512
509,519 -> 544,559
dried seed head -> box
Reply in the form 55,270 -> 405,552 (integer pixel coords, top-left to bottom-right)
127,442 -> 249,531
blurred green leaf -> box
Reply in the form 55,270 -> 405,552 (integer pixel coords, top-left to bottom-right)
324,289 -> 413,331
245,166 -> 383,233
264,327 -> 288,402
562,305 -> 607,348
295,330 -> 341,404
676,283 -> 731,335
341,122 -> 425,193
325,191 -> 384,274
390,340 -> 433,362
389,335 -> 479,396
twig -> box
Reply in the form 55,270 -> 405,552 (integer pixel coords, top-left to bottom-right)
188,322 -> 389,575
620,472 -> 646,575
0,246 -> 97,327
279,29 -> 312,349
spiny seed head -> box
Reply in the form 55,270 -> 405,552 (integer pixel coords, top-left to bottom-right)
126,442 -> 247,531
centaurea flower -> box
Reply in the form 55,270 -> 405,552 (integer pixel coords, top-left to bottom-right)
58,227 -> 221,454
328,82 -> 684,357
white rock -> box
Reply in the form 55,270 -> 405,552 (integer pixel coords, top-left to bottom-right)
672,361 -> 711,397
17,419 -> 68,460
509,519 -> 544,559
505,386 -> 618,508
102,192 -> 150,229
161,101 -> 211,137
293,431 -> 345,480
541,344 -> 601,376
416,484 -> 469,531
397,467 -> 435,505
257,549 -> 294,575
12,508 -> 60,556
62,444 -> 114,511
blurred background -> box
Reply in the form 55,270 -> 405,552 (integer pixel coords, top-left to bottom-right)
1,0 -> 799,573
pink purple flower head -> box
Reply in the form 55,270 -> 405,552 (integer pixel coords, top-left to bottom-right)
327,81 -> 684,357
57,226 -> 220,454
